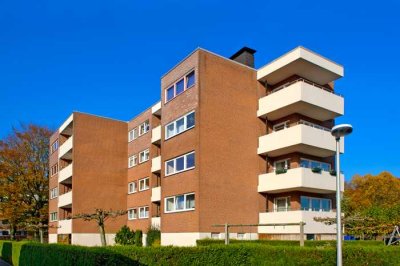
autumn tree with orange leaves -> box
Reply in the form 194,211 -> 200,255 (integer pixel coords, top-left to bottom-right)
0,124 -> 52,240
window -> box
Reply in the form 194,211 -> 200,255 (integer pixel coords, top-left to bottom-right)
139,149 -> 150,163
128,128 -> 138,142
128,208 -> 138,220
50,187 -> 58,199
165,193 -> 195,213
50,212 -> 58,222
128,155 -> 137,168
51,140 -> 59,153
165,111 -> 195,139
165,70 -> 196,103
211,233 -> 220,239
273,121 -> 289,132
186,71 -> 195,88
139,120 -> 150,136
139,177 -> 150,191
50,163 -> 59,176
300,196 -> 331,212
139,206 -> 149,219
274,197 -> 290,212
274,159 -> 290,170
128,182 -> 137,194
300,158 -> 331,172
165,152 -> 195,176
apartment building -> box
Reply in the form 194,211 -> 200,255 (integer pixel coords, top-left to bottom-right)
48,46 -> 345,246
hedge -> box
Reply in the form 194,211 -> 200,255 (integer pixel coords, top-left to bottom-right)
196,239 -> 384,247
15,242 -> 400,266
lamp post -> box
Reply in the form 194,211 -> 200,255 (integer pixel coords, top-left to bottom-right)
331,124 -> 353,266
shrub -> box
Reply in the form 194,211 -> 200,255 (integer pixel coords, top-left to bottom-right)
1,241 -> 12,264
275,169 -> 287,174
134,230 -> 142,247
312,167 -> 322,173
0,240 -> 30,266
114,225 -> 135,245
146,226 -> 161,247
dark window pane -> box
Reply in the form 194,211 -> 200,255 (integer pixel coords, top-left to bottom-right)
186,71 -> 195,88
301,196 -> 310,210
167,86 -> 174,101
176,156 -> 185,171
187,112 -> 195,128
176,79 -> 184,95
186,153 -> 195,168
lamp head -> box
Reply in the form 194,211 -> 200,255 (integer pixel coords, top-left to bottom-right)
331,124 -> 353,139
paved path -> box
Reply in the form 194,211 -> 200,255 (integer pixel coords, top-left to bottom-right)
0,259 -> 11,266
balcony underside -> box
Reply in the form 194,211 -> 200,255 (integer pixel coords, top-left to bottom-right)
262,143 -> 336,158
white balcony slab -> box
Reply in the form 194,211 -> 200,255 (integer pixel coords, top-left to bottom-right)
58,219 -> 72,234
151,217 -> 161,228
151,186 -> 161,202
58,191 -> 72,208
259,211 -> 337,234
151,156 -> 161,173
257,47 -> 343,85
58,136 -> 73,160
257,124 -> 344,157
151,101 -> 161,116
151,126 -> 161,144
257,80 -> 344,121
58,164 -> 73,184
258,168 -> 344,194
59,114 -> 74,136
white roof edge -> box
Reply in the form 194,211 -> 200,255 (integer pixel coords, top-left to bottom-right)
151,101 -> 161,114
257,46 -> 344,78
59,114 -> 74,133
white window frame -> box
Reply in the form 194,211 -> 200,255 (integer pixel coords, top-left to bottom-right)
165,111 -> 195,140
273,121 -> 289,132
165,70 -> 195,103
164,193 -> 195,213
128,208 -> 138,220
51,140 -> 59,153
274,158 -> 290,170
301,196 -> 332,212
139,120 -> 150,136
138,206 -> 149,219
50,187 -> 58,199
51,163 -> 58,176
128,182 -> 137,194
274,196 -> 291,212
138,177 -> 150,191
165,151 -> 195,176
50,212 -> 58,222
128,128 -> 140,142
139,149 -> 150,164
128,155 -> 137,168
300,158 -> 331,171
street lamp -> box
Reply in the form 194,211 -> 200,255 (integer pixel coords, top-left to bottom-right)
331,124 -> 353,266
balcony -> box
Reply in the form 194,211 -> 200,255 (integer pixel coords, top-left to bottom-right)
151,156 -> 161,173
257,46 -> 343,86
151,217 -> 161,228
258,211 -> 336,234
151,101 -> 161,116
58,219 -> 72,234
257,79 -> 344,121
58,136 -> 73,160
58,164 -> 73,184
59,114 -> 73,136
258,167 -> 344,194
257,124 -> 343,157
58,191 -> 72,208
151,186 -> 161,202
151,126 -> 161,144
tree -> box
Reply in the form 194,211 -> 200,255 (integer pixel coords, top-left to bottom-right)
0,124 -> 51,240
70,209 -> 127,246
115,225 -> 135,245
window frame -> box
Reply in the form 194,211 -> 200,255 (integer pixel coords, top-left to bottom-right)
164,193 -> 195,213
165,111 -> 195,140
138,177 -> 150,191
139,149 -> 150,164
50,187 -> 58,199
273,121 -> 289,132
128,208 -> 138,220
300,196 -> 332,212
51,140 -> 59,154
139,120 -> 150,136
128,155 -> 137,168
128,181 -> 137,194
274,196 -> 291,212
164,70 -> 196,103
165,151 -> 195,176
50,212 -> 58,222
50,163 -> 59,176
300,158 -> 331,171
274,158 -> 290,170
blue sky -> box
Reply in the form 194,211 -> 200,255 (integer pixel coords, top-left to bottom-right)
1,0 -> 399,179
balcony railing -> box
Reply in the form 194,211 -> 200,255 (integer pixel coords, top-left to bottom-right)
270,78 -> 342,96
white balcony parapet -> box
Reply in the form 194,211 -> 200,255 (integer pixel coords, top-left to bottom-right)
151,156 -> 161,173
151,126 -> 161,144
58,164 -> 73,184
58,191 -> 72,208
58,136 -> 73,160
58,219 -> 72,234
151,217 -> 161,228
257,79 -> 344,121
59,114 -> 74,136
259,211 -> 336,234
258,167 -> 344,194
257,46 -> 344,85
151,186 -> 161,202
257,124 -> 344,158
151,101 -> 161,116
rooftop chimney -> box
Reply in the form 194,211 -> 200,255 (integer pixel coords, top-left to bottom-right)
229,47 -> 256,68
